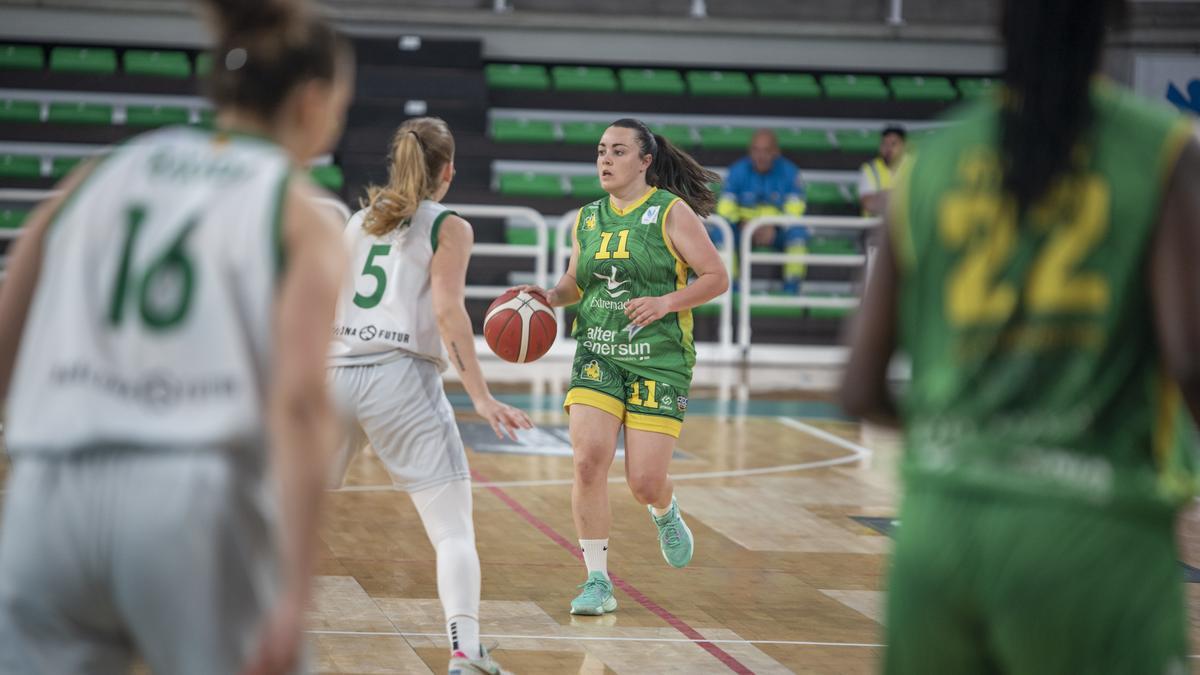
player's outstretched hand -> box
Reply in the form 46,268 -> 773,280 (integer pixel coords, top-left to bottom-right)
476,396 -> 534,441
625,295 -> 670,327
240,595 -> 304,675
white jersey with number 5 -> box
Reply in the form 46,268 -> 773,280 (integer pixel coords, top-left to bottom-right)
329,201 -> 455,369
5,126 -> 291,454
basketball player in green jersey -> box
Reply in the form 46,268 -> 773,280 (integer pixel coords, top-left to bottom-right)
842,0 -> 1200,671
513,118 -> 728,615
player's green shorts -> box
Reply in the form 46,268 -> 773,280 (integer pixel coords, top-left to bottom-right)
563,349 -> 689,438
885,487 -> 1188,674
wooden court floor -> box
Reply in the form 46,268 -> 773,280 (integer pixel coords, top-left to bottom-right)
4,370 -> 1200,673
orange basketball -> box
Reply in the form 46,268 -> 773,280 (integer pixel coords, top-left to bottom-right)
483,289 -> 557,363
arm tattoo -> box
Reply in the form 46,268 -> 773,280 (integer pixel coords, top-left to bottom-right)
450,341 -> 468,371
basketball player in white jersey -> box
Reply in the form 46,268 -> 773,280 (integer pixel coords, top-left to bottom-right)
329,117 -> 530,675
0,2 -> 352,673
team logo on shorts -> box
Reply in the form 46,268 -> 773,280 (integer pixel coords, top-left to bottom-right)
581,359 -> 602,382
676,396 -> 688,412
660,394 -> 674,409
583,213 -> 597,231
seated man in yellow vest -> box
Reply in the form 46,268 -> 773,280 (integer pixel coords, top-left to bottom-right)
857,124 -> 906,216
713,129 -> 808,294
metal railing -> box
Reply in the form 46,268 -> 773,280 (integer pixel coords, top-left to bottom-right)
738,215 -> 880,354
444,203 -> 550,299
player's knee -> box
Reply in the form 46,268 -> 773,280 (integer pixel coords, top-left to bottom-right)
573,451 -> 610,486
626,472 -> 666,505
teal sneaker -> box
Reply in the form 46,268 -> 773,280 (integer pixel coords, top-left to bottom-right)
650,497 -> 694,568
570,571 -> 617,615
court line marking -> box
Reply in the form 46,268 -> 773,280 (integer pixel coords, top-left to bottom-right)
307,628 -> 883,648
332,417 -> 869,493
471,467 -> 756,675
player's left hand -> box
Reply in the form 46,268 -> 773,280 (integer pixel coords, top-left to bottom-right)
625,296 -> 671,327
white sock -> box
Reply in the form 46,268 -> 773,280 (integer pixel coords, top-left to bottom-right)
579,539 -> 609,577
651,493 -> 675,517
447,615 -> 481,658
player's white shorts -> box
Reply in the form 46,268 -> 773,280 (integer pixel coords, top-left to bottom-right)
0,448 -> 287,675
329,355 -> 470,492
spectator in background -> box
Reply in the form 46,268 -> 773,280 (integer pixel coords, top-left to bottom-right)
858,125 -> 906,217
714,129 -> 808,293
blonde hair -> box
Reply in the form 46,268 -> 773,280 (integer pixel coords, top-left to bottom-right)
362,117 -> 455,237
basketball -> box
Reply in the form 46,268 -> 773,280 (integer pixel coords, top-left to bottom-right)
483,289 -> 557,363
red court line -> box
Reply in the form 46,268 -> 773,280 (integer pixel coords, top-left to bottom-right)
472,469 -> 755,675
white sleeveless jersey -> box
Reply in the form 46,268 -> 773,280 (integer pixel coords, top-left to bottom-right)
328,201 -> 455,369
5,126 -> 291,454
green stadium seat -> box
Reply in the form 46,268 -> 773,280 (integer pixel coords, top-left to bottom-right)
890,76 -> 957,101
197,109 -> 216,128
0,100 -> 40,123
618,68 -> 685,96
498,172 -> 565,199
50,156 -> 83,179
485,63 -> 550,91
708,181 -> 723,194
834,129 -> 881,154
196,53 -> 213,77
820,74 -> 889,100
505,226 -> 559,249
561,120 -> 606,145
806,182 -> 848,206
777,129 -> 834,152
47,102 -> 112,126
958,77 -> 997,99
806,293 -> 856,319
808,237 -> 859,255
748,299 -> 805,319
123,50 -> 191,79
0,44 -> 43,71
0,155 -> 41,179
552,66 -> 617,93
49,47 -> 117,75
0,209 -> 28,230
699,126 -> 754,150
126,105 -> 189,128
754,73 -> 821,99
310,165 -> 344,191
490,118 -> 556,143
687,71 -> 753,98
650,123 -> 694,147
569,175 -> 607,200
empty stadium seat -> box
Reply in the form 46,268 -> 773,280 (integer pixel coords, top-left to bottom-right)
0,44 -> 43,71
126,105 -> 189,127
124,50 -> 191,78
561,120 -> 606,145
805,182 -> 849,206
619,68 -> 685,95
310,165 -> 344,191
890,76 -> 957,101
958,77 -> 997,99
0,155 -> 41,179
699,126 -> 754,150
498,172 -> 565,198
754,73 -> 821,99
195,53 -> 213,77
820,74 -> 889,100
0,209 -> 27,230
687,71 -> 753,98
650,123 -> 694,146
491,118 -> 556,143
485,63 -> 550,91
834,129 -> 880,153
50,156 -> 83,179
0,100 -> 40,123
569,175 -> 607,200
47,102 -> 113,125
49,47 -> 117,75
552,66 -> 617,93
777,128 -> 834,152
197,109 -> 216,128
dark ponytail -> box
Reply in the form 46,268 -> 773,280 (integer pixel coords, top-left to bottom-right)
610,118 -> 719,217
198,0 -> 352,121
1000,0 -> 1125,215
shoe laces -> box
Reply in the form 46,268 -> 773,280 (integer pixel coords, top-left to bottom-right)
660,521 -> 681,548
577,575 -> 609,597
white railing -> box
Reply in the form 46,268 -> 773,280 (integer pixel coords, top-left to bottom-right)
444,203 -> 550,299
553,209 -> 736,354
738,215 -> 880,355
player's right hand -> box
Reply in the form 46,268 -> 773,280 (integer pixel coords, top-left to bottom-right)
476,396 -> 534,441
239,595 -> 305,675
506,284 -> 552,304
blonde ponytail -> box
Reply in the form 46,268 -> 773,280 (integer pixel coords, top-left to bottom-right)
361,118 -> 455,237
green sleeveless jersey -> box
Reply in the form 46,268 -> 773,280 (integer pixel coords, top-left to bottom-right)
891,82 -> 1197,513
572,188 -> 695,388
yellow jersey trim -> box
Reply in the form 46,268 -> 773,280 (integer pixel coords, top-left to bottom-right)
1158,117 -> 1195,198
608,186 -> 658,216
660,197 -> 695,356
626,412 -> 683,438
564,387 -> 625,421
